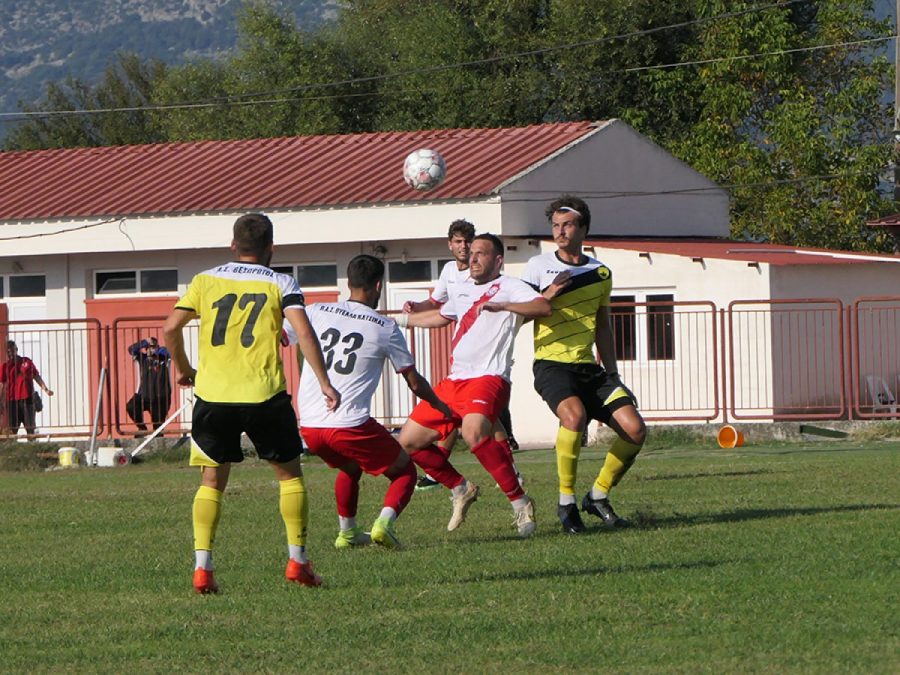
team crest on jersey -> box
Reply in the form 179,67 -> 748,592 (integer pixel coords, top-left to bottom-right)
487,283 -> 501,297
597,266 -> 611,280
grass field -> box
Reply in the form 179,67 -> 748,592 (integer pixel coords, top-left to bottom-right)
1,440 -> 897,673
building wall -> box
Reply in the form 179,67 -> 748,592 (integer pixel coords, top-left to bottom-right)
498,121 -> 730,239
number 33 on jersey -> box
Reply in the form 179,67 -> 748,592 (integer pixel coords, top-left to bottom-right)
175,261 -> 305,404
284,300 -> 415,428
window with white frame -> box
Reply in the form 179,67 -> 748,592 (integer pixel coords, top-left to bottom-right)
94,269 -> 178,295
611,292 -> 675,362
272,263 -> 339,289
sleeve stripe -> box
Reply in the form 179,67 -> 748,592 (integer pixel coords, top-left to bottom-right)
282,292 -> 305,309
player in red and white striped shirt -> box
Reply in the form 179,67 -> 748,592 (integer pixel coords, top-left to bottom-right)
396,234 -> 552,537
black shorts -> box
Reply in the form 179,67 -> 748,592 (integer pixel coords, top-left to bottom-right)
191,391 -> 303,465
533,360 -> 634,424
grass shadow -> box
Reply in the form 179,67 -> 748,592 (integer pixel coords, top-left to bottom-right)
635,502 -> 900,529
635,468 -> 774,482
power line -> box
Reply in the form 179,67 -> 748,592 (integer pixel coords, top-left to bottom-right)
0,0 -> 846,122
1,32 -> 891,124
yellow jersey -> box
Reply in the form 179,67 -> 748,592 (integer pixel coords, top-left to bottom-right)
176,261 -> 304,403
521,251 -> 612,364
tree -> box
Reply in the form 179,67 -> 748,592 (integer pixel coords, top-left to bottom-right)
638,0 -> 895,250
4,53 -> 167,150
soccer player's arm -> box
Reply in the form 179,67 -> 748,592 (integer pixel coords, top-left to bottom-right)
163,307 -> 198,386
404,297 -> 442,313
482,281 -> 552,318
284,307 -> 340,411
595,305 -> 618,374
398,308 -> 453,329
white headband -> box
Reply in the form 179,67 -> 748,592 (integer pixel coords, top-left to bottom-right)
557,206 -> 582,218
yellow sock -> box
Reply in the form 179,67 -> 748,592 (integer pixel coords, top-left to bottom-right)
594,436 -> 642,494
556,426 -> 583,496
279,477 -> 308,548
192,485 -> 223,551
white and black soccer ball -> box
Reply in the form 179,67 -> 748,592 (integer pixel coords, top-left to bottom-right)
403,148 -> 447,191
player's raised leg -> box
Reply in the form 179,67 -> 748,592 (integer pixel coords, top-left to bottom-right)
583,404 -> 645,528
462,412 -> 535,538
400,416 -> 479,532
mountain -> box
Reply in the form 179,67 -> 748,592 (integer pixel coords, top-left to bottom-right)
0,0 -> 337,115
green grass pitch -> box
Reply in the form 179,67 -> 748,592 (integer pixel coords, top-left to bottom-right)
1,441 -> 897,673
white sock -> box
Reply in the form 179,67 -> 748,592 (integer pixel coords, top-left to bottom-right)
590,487 -> 608,500
511,496 -> 530,511
451,479 -> 469,498
288,545 -> 308,564
425,473 -> 436,481
195,550 -> 213,571
379,507 -> 397,521
339,516 -> 357,531
559,493 -> 576,506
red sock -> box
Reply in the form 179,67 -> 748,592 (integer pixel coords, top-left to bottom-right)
384,460 -> 416,515
335,467 -> 361,517
472,437 -> 524,501
410,444 -> 464,489
498,437 -> 515,464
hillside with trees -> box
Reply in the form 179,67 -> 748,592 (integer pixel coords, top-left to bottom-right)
3,0 -> 896,252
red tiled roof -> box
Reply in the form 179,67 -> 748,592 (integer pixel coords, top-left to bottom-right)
587,239 -> 900,266
0,122 -> 601,221
867,214 -> 900,227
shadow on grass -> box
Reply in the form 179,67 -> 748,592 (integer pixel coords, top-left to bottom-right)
635,469 -> 774,482
452,557 -> 733,584
635,502 -> 900,529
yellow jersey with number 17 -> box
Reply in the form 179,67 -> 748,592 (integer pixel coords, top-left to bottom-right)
175,261 -> 305,404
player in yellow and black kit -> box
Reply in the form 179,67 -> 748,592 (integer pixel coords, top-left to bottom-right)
522,196 -> 646,534
164,213 -> 341,593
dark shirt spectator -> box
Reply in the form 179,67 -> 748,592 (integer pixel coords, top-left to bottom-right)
125,337 -> 172,431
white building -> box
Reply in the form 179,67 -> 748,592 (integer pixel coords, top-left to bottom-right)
0,120 -> 897,441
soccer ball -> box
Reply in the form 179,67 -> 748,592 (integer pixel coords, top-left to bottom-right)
403,148 -> 447,191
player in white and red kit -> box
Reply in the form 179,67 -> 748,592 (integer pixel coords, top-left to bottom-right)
287,254 -> 453,550
396,234 -> 552,537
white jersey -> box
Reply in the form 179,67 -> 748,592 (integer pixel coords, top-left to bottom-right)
441,275 -> 543,381
430,260 -> 470,304
286,301 -> 415,428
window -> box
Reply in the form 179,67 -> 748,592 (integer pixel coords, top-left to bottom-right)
610,292 -> 675,362
140,269 -> 178,293
389,260 -> 431,283
95,269 -> 177,295
297,264 -> 338,288
8,275 -> 45,298
271,264 -> 338,288
647,294 -> 675,360
610,296 -> 636,361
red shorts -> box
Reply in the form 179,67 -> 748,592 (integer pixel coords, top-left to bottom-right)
409,375 -> 510,441
300,418 -> 403,476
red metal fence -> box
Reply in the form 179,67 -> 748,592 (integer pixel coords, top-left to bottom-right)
1,296 -> 897,439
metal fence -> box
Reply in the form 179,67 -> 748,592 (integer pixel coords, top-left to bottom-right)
1,296 -> 897,440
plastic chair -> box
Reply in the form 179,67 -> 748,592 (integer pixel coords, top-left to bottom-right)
865,375 -> 897,414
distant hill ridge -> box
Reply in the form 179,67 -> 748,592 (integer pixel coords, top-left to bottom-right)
0,0 -> 336,115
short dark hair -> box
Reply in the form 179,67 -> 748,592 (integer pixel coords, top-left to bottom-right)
473,232 -> 504,257
347,254 -> 385,290
233,213 -> 274,256
6,340 -> 16,349
448,219 -> 475,241
545,195 -> 591,234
